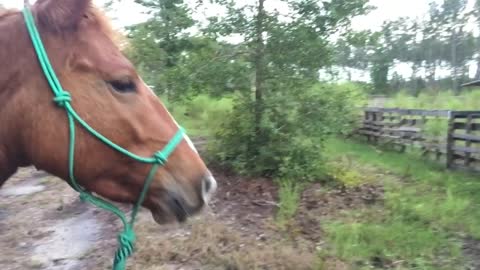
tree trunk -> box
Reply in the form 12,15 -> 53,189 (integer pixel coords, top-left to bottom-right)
254,0 -> 265,143
426,43 -> 436,90
475,54 -> 480,79
431,61 -> 437,90
411,64 -> 418,95
451,29 -> 459,94
476,32 -> 480,80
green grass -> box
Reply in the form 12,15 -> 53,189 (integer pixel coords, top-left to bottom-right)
384,89 -> 480,110
325,220 -> 461,270
275,179 -> 303,230
322,137 -> 480,269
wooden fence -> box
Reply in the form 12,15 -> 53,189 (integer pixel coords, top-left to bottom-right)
355,108 -> 480,172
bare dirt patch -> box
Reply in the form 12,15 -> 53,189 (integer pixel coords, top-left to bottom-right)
0,167 -> 116,270
293,182 -> 385,244
463,236 -> 480,270
0,163 -> 385,270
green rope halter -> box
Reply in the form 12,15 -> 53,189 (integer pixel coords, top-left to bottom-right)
21,5 -> 186,270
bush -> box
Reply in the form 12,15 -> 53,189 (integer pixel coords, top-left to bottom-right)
168,94 -> 234,136
208,82 -> 367,181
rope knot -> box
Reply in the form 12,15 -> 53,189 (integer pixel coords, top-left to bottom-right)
113,226 -> 136,270
53,91 -> 72,107
153,151 -> 167,165
79,193 -> 89,202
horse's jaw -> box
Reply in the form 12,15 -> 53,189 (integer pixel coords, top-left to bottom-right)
148,191 -> 206,225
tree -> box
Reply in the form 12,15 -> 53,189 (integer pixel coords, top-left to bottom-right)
439,0 -> 470,92
421,2 -> 444,89
333,31 -> 372,81
368,23 -> 395,94
126,0 -> 195,100
203,0 -> 371,178
472,0 -> 480,79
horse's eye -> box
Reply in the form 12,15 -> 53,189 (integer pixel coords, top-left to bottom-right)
108,80 -> 136,93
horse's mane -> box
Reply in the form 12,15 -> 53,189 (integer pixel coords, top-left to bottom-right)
0,3 -> 124,47
0,7 -> 16,20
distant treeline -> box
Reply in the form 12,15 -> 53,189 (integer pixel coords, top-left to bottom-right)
332,0 -> 480,95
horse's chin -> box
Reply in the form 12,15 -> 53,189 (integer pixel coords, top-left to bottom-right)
151,210 -> 171,225
148,191 -> 205,225
149,205 -> 180,225
149,200 -> 189,225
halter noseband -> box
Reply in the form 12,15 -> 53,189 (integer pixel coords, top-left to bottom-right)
22,5 -> 185,270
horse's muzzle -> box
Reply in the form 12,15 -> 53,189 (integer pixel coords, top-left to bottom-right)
152,173 -> 217,224
170,173 -> 217,222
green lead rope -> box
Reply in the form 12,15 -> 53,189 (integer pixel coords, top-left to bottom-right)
21,5 -> 186,270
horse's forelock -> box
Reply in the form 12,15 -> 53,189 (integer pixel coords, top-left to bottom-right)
36,1 -> 123,48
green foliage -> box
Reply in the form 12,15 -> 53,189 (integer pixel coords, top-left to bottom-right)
199,0 -> 371,180
125,0 -> 194,100
209,83 -> 367,180
370,55 -> 391,93
275,179 -> 303,230
167,94 -> 234,137
125,0 -> 252,101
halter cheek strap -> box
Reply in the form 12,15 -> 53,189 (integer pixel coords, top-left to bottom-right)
22,6 -> 185,270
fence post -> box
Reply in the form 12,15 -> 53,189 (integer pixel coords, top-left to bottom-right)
364,110 -> 370,142
446,111 -> 455,169
465,114 -> 473,167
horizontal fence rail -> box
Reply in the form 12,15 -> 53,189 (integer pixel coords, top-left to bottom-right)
355,107 -> 480,172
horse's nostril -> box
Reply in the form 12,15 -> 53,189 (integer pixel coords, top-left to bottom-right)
204,177 -> 212,193
202,173 -> 217,202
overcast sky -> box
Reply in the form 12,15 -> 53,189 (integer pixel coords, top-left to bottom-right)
3,0 -> 446,31
4,0 -> 476,81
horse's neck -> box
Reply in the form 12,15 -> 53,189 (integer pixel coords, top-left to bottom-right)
0,11 -> 23,91
0,11 -> 28,186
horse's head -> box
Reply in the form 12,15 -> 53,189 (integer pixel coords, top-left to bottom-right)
7,0 -> 216,224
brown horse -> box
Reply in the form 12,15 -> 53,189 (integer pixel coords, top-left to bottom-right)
0,0 -> 216,224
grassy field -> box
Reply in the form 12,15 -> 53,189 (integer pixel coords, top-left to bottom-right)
384,89 -> 480,110
321,137 -> 480,269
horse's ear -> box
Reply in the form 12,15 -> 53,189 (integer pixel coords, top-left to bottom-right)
35,0 -> 91,32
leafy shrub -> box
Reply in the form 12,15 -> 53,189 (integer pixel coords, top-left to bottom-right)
168,94 -> 234,136
208,82 -> 367,180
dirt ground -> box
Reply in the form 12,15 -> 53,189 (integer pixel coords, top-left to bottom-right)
0,160 -> 388,270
